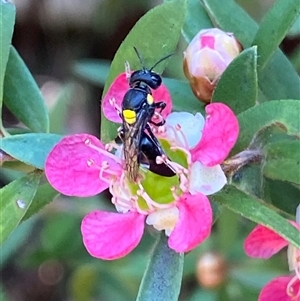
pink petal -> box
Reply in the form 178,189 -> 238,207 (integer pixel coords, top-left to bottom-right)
191,49 -> 227,79
102,73 -> 127,123
191,102 -> 239,166
102,72 -> 172,123
258,276 -> 296,301
168,193 -> 212,252
81,210 -> 145,260
200,35 -> 215,49
244,224 -> 289,259
45,134 -> 121,197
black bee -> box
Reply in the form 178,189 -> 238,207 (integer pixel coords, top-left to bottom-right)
119,47 -> 175,182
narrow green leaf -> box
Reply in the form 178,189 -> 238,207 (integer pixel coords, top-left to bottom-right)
103,0 -> 187,96
182,0 -> 213,42
0,1 -> 15,106
201,0 -> 300,101
22,182 -> 59,221
263,140 -> 300,184
0,215 -> 37,265
136,234 -> 184,301
201,0 -> 257,47
257,52 -> 300,100
0,171 -> 41,244
1,133 -> 62,169
234,100 -> 300,153
101,0 -> 187,142
3,47 -> 49,133
212,46 -> 257,114
212,185 -> 300,248
289,14 -> 300,37
253,0 -> 300,70
163,78 -> 205,114
263,179 -> 300,216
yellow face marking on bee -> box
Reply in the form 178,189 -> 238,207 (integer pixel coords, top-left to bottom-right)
123,109 -> 136,124
147,94 -> 154,105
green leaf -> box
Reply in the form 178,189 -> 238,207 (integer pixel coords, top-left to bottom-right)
201,0 -> 256,47
253,0 -> 300,70
22,182 -> 59,221
234,100 -> 300,153
289,14 -> 300,37
0,1 -> 15,107
257,52 -> 300,100
263,140 -> 300,184
212,185 -> 300,248
101,0 -> 187,142
263,179 -> 300,216
0,171 -> 41,244
0,215 -> 37,265
103,0 -> 187,96
72,59 -> 110,86
182,0 -> 213,42
212,46 -> 257,114
1,133 -> 62,169
3,47 -> 49,133
201,0 -> 300,101
163,78 -> 205,114
136,234 -> 184,301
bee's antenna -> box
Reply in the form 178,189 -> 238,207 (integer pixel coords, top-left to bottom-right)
133,47 -> 146,70
150,53 -> 173,71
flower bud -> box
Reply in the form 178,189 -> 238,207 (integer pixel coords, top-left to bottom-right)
183,28 -> 242,103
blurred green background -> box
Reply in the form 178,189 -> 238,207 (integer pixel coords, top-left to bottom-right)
1,0 -> 299,300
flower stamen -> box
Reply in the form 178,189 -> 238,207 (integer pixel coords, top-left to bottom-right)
136,182 -> 174,211
286,274 -> 300,300
85,138 -> 121,163
109,97 -> 122,115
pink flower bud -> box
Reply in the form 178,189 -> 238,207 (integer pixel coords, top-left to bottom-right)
183,28 -> 243,103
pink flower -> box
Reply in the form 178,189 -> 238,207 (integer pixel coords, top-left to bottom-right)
45,75 -> 239,260
244,205 -> 300,301
183,28 -> 242,103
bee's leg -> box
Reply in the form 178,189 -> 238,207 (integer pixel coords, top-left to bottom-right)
154,101 -> 166,113
145,124 -> 163,149
149,115 -> 166,127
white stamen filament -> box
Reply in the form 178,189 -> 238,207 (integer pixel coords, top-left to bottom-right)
136,182 -> 175,210
286,274 -> 300,299
109,97 -> 122,115
85,139 -> 122,163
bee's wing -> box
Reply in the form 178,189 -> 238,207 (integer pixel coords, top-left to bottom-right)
122,110 -> 149,181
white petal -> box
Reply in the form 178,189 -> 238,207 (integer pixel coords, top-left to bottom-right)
165,112 -> 205,149
146,207 -> 179,236
189,161 -> 227,195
